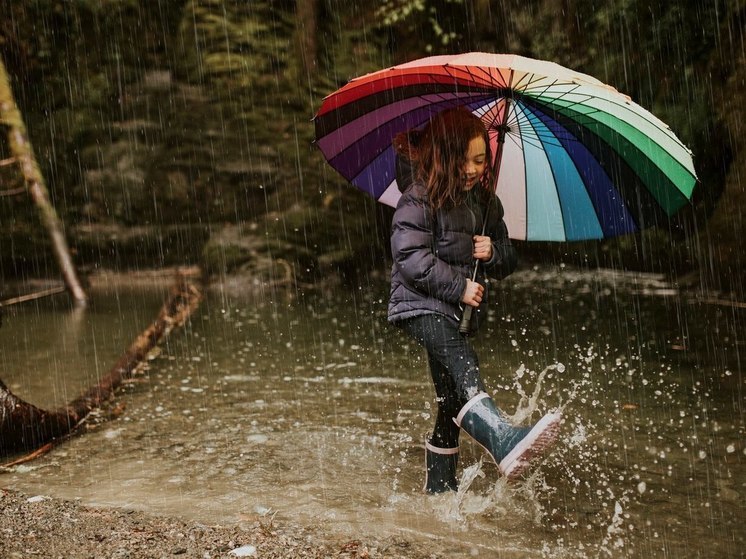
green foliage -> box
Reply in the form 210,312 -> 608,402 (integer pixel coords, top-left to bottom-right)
374,0 -> 472,55
377,0 -> 463,50
178,0 -> 296,94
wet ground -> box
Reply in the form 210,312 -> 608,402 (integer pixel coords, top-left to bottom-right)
1,265 -> 744,558
0,487 -> 439,558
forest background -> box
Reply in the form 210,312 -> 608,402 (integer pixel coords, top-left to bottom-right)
0,0 -> 743,296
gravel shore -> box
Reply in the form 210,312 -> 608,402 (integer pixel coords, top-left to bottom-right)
0,489 -> 441,559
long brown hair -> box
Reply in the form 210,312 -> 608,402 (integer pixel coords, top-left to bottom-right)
393,107 -> 493,210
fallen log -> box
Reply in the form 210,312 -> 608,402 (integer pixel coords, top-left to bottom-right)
0,277 -> 202,459
0,186 -> 25,197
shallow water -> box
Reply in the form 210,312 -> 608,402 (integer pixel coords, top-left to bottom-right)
1,267 -> 744,558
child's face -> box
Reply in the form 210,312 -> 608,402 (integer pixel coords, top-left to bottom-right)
462,136 -> 487,190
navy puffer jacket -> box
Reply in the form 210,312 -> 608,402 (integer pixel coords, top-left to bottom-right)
387,178 -> 517,333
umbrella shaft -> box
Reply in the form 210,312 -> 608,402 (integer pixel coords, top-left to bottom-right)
460,97 -> 512,336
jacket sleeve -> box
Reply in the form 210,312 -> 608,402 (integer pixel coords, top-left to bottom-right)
483,195 -> 518,280
391,192 -> 467,304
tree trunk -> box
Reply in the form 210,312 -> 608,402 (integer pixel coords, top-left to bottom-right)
0,55 -> 88,305
0,276 -> 202,458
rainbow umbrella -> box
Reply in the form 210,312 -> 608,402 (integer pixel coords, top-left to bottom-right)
313,52 -> 697,241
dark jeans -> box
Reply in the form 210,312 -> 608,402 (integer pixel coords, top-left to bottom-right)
399,313 -> 486,449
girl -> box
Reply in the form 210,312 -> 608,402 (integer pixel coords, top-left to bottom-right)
388,107 -> 561,493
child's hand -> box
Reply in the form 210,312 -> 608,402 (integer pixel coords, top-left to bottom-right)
473,235 -> 492,261
461,279 -> 484,307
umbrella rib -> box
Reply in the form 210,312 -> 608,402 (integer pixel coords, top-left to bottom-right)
484,65 -> 506,89
511,103 -> 568,148
478,98 -> 537,141
496,100 -> 524,152
516,130 -> 562,150
426,89 -> 500,122
446,66 -> 497,128
531,80 -> 604,114
510,108 -> 546,150
522,77 -> 566,100
523,84 -> 605,115
328,92 -> 498,178
458,64 -> 505,89
528,95 -> 696,181
315,83 -> 490,136
527,90 -> 659,136
512,104 -> 562,151
527,86 -> 692,154
522,82 -> 628,121
468,70 -> 498,129
510,72 -> 535,95
532,98 -> 692,206
504,128 -> 525,151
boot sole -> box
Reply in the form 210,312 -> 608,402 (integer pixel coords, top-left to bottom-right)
498,412 -> 561,481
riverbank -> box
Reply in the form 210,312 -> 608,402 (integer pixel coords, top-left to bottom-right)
0,488 -> 440,559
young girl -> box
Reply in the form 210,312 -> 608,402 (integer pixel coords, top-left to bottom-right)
388,107 -> 561,493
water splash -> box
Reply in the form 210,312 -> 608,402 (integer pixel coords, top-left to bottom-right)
508,363 -> 562,424
433,345 -> 646,557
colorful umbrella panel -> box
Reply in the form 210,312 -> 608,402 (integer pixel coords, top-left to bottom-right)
314,53 -> 697,242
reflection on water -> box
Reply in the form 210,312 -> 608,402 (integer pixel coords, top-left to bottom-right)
1,267 -> 744,558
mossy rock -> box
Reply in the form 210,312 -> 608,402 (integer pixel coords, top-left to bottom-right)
201,224 -> 260,275
71,222 -> 210,270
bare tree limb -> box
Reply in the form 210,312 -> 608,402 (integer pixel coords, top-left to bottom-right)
0,286 -> 66,307
0,55 -> 88,305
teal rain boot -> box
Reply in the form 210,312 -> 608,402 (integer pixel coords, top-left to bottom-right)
454,393 -> 561,481
424,441 -> 459,493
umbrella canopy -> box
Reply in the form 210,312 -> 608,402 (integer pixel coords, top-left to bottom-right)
314,52 -> 697,242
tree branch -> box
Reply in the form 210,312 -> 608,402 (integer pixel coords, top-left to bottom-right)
0,276 -> 202,460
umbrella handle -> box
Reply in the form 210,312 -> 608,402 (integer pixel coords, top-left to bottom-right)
459,259 -> 481,335
459,305 -> 474,335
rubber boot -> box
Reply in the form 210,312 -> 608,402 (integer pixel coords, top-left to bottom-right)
424,441 -> 459,493
454,392 -> 561,481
